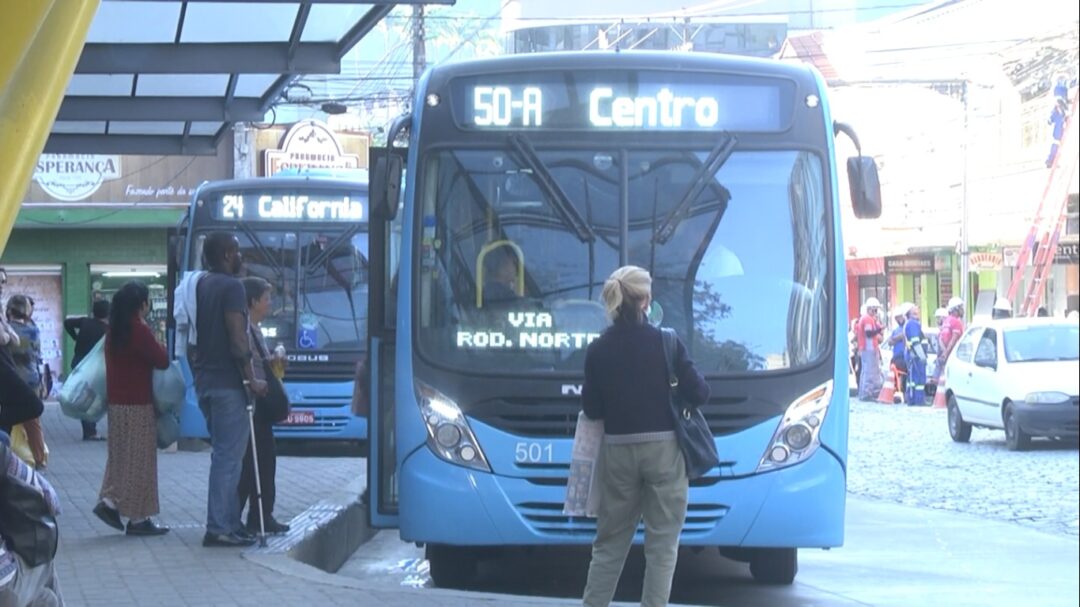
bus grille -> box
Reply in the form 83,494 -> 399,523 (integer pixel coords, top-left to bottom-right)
471,397 -> 770,438
515,501 -> 729,537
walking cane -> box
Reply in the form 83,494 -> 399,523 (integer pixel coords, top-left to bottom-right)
246,391 -> 268,548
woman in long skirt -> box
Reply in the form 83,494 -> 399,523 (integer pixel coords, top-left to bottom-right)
92,282 -> 171,536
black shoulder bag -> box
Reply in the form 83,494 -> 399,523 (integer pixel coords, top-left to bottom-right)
660,328 -> 720,480
250,327 -> 290,424
0,443 -> 59,567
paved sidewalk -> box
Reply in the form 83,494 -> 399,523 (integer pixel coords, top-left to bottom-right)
37,402 -> 581,606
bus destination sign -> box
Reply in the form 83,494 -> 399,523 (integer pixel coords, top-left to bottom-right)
451,70 -> 793,132
212,193 -> 365,222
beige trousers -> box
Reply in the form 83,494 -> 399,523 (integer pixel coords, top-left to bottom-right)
582,438 -> 688,607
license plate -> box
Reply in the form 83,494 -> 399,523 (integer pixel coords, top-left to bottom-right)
282,411 -> 315,425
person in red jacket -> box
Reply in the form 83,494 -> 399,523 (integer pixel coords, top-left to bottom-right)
92,282 -> 171,536
856,297 -> 884,401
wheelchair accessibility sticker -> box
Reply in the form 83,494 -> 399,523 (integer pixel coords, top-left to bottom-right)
298,313 -> 319,349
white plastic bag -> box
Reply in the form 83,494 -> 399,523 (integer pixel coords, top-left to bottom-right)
153,362 -> 186,416
564,410 -> 604,518
58,338 -> 108,423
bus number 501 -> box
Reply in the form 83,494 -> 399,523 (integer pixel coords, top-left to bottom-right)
515,442 -> 553,464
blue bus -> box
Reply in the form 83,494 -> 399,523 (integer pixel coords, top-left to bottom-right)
365,51 -> 881,587
169,175 -> 370,442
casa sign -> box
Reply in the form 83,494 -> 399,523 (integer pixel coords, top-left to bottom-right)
264,119 -> 360,177
33,154 -> 121,201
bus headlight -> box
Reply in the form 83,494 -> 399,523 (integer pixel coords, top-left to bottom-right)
415,381 -> 491,472
756,381 -> 833,473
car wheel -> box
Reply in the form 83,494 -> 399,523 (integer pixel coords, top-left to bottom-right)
947,394 -> 972,443
1003,403 -> 1031,451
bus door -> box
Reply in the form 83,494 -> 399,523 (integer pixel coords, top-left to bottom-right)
165,212 -> 189,359
367,143 -> 405,527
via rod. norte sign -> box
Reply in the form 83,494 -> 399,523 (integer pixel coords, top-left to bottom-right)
33,154 -> 122,201
264,120 -> 360,177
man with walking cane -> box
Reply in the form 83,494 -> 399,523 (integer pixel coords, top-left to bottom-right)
191,232 -> 266,548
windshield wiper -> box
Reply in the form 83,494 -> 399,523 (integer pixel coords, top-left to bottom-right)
305,225 -> 363,272
652,133 -> 737,245
509,134 -> 595,243
236,222 -> 287,285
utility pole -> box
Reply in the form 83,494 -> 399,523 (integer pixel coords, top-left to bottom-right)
959,80 -> 971,320
412,5 -> 426,97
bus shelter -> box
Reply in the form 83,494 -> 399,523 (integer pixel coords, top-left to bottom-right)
0,0 -> 452,253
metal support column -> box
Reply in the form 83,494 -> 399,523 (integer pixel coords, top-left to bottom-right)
959,81 -> 971,320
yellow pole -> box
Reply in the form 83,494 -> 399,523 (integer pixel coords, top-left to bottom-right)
0,0 -> 101,254
0,0 -> 56,92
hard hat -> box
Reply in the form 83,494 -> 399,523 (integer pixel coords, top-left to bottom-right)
892,302 -> 913,318
993,297 -> 1011,311
1068,310 -> 1079,320
865,297 -> 882,309
947,297 -> 964,310
934,307 -> 948,318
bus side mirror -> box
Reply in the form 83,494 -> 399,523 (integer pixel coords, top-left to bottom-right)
834,121 -> 882,220
370,150 -> 403,221
847,156 -> 881,219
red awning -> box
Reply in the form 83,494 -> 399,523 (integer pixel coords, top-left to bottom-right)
846,258 -> 885,276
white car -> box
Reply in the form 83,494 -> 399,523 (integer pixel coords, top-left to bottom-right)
944,318 -> 1080,450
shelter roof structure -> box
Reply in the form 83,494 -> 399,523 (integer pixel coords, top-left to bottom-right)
47,0 -> 452,156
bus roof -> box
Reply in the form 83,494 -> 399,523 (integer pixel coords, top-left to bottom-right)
426,50 -> 817,84
194,175 -> 368,198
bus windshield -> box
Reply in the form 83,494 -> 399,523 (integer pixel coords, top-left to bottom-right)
416,145 -> 830,375
194,227 -> 369,351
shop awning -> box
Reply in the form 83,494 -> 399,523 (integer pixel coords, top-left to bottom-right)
846,258 -> 885,276
46,0 -> 453,156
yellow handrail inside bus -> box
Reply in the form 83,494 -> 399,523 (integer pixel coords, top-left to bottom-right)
475,240 -> 525,308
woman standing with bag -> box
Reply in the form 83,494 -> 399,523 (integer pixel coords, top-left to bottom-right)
581,266 -> 710,607
92,282 -> 171,536
4,295 -> 48,471
0,270 -> 44,439
237,277 -> 289,534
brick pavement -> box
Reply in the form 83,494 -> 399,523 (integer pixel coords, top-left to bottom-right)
846,398 -> 1080,537
36,402 -> 579,606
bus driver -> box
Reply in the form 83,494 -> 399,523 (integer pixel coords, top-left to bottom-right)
482,245 -> 523,305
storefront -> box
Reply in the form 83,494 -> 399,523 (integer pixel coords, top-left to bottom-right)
2,148 -> 231,375
1002,241 -> 1080,316
886,254 -> 937,317
844,257 -> 885,321
2,266 -> 64,396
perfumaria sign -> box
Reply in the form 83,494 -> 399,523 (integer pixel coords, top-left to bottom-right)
33,154 -> 121,201
263,120 -> 363,177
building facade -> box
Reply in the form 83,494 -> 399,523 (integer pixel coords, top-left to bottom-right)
2,145 -> 232,383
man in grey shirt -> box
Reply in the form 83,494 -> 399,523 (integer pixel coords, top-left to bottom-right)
192,232 -> 267,547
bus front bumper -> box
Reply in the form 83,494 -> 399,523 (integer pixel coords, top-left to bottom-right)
397,445 -> 845,548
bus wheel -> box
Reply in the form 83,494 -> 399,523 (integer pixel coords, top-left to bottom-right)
426,544 -> 478,588
749,548 -> 797,585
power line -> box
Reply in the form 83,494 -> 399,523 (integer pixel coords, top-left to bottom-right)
377,1 -> 945,21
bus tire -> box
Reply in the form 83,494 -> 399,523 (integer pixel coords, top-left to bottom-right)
426,544 -> 478,588
718,547 -> 753,563
749,548 -> 797,585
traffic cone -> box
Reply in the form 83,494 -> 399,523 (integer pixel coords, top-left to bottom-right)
932,376 -> 948,409
877,365 -> 899,404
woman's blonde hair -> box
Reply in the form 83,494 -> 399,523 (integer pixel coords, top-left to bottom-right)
602,265 -> 652,322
